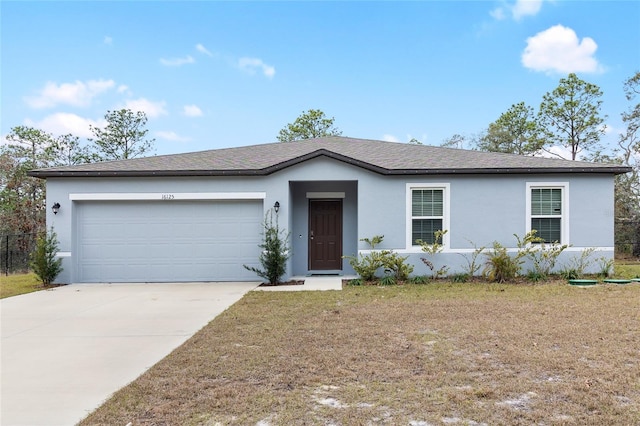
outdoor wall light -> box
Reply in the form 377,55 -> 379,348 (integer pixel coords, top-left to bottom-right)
273,201 -> 280,213
52,202 -> 61,215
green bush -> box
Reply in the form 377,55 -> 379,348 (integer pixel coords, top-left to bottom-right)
30,227 -> 63,285
450,273 -> 470,283
382,251 -> 414,281
483,231 -> 558,283
244,211 -> 291,285
344,251 -> 384,281
345,235 -> 414,283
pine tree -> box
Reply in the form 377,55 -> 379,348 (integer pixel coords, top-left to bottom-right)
30,227 -> 63,285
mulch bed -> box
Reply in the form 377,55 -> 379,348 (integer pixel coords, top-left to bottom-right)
258,280 -> 305,287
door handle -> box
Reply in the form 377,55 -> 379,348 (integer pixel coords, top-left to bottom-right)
310,230 -> 314,240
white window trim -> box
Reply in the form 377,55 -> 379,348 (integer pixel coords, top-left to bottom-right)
406,183 -> 450,251
526,182 -> 569,244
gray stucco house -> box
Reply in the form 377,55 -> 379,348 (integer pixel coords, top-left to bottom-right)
29,136 -> 630,283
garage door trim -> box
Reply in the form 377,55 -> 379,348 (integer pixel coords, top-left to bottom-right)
69,192 -> 266,201
74,199 -> 264,282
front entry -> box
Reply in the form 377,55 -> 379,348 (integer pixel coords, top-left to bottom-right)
308,199 -> 343,270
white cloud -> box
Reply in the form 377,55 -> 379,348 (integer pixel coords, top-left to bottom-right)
539,145 -> 572,160
522,25 -> 604,74
25,113 -> 106,138
183,105 -> 203,117
490,7 -> 507,20
117,84 -> 131,95
159,55 -> 195,67
25,79 -> 116,109
104,36 -> 113,45
238,57 -> 275,79
122,98 -> 168,118
382,134 -> 400,143
512,0 -> 543,20
196,43 -> 213,57
491,0 -> 543,21
156,130 -> 190,142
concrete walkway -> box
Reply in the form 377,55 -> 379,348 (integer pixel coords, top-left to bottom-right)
253,276 -> 347,292
0,282 -> 258,426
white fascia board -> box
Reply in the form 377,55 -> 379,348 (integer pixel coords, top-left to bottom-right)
69,192 -> 267,201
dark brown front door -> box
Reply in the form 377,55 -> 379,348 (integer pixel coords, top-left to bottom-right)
308,200 -> 343,270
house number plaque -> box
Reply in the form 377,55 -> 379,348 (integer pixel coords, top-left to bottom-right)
161,194 -> 175,200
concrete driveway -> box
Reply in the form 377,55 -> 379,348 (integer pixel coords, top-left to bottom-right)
0,282 -> 258,426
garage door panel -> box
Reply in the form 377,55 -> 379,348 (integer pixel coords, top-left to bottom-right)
76,200 -> 263,282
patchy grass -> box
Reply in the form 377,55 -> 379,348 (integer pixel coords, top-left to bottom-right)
0,273 -> 49,299
81,281 -> 640,425
614,262 -> 640,278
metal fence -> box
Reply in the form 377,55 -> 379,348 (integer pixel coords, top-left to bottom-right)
1,233 -> 38,276
615,220 -> 640,257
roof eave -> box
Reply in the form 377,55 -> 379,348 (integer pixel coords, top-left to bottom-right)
385,166 -> 633,175
28,165 -> 632,179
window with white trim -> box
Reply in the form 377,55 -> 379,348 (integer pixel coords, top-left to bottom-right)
527,183 -> 568,244
411,188 -> 444,245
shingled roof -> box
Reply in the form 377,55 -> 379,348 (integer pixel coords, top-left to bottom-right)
29,136 -> 631,178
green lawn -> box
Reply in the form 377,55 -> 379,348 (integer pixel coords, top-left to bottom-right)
615,262 -> 640,278
0,273 -> 44,299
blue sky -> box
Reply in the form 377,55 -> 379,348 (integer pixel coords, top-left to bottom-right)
2,1 -> 639,157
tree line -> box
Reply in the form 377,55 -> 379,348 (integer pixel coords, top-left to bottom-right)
1,109 -> 154,236
279,73 -> 639,255
2,72 -> 638,255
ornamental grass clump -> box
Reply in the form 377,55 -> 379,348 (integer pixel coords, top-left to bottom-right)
483,242 -> 520,283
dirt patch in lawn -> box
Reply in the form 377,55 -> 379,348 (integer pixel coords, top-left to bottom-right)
81,282 -> 640,425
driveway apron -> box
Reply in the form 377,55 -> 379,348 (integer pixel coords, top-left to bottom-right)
0,282 -> 258,426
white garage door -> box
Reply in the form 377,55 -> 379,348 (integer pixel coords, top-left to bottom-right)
75,200 -> 263,282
